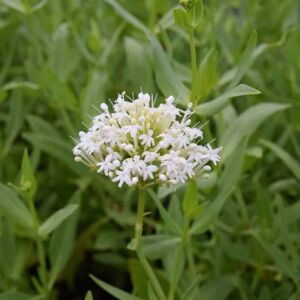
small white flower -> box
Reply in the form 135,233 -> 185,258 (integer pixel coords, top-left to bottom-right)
139,130 -> 154,148
143,151 -> 159,163
73,92 -> 221,187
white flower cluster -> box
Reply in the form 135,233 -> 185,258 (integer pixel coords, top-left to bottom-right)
73,92 -> 221,187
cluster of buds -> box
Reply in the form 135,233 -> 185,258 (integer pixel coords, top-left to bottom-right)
73,92 -> 221,187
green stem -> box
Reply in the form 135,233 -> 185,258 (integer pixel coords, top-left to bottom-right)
130,188 -> 166,300
130,187 -> 145,251
183,218 -> 196,279
189,29 -> 197,105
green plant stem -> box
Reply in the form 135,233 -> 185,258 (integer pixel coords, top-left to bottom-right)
131,188 -> 166,300
183,219 -> 196,279
189,29 -> 197,104
130,187 -> 145,250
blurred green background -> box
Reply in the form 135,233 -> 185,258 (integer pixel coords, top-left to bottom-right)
0,0 -> 300,299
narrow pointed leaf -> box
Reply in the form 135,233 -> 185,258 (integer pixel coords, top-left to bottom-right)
182,274 -> 202,300
148,189 -> 183,235
0,184 -> 34,230
20,149 -> 37,199
90,274 -> 143,300
49,200 -> 79,287
148,283 -> 159,300
194,48 -> 218,101
38,204 -> 79,237
84,291 -> 94,300
191,186 -> 235,234
194,84 -> 260,116
229,31 -> 257,88
221,103 -> 290,159
260,139 -> 300,182
182,180 -> 198,220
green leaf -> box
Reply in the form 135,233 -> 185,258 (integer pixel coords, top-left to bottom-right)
221,103 -> 290,160
90,274 -> 143,300
255,178 -> 273,232
252,232 -> 298,284
182,180 -> 199,220
0,184 -> 34,230
20,149 -> 37,200
3,92 -> 25,157
195,49 -> 218,101
0,0 -> 29,14
147,31 -> 189,102
39,204 -> 79,238
124,37 -> 152,91
229,31 -> 257,88
190,186 -> 235,235
84,291 -> 94,300
168,243 -> 185,298
0,89 -> 7,103
27,115 -> 62,140
182,274 -> 202,300
194,84 -> 260,116
0,219 -> 16,277
80,70 -> 108,123
39,70 -> 77,110
23,132 -> 85,175
3,81 -> 39,91
188,0 -> 203,28
148,283 -> 159,300
198,275 -> 237,300
173,7 -> 191,31
148,189 -> 183,235
49,193 -> 80,287
31,0 -> 48,12
218,138 -> 248,190
129,259 -> 148,298
260,139 -> 300,182
142,235 -> 181,260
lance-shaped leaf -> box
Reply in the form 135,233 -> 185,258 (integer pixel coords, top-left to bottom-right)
90,274 -> 143,300
20,149 -> 37,200
84,291 -> 94,300
221,103 -> 290,160
148,189 -> 183,235
229,31 -> 257,88
0,184 -> 34,230
260,139 -> 300,182
182,274 -> 202,300
194,84 -> 260,116
38,204 -> 79,237
190,186 -> 235,235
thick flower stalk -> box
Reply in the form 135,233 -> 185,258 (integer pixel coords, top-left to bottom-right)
73,92 -> 221,187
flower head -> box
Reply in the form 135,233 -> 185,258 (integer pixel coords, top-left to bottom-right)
73,92 -> 221,187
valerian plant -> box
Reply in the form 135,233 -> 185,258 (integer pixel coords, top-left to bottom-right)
73,91 -> 221,298
0,0 -> 299,299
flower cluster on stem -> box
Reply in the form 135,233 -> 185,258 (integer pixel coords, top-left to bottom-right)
73,92 -> 221,187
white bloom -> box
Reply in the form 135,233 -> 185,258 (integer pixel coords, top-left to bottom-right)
139,130 -> 154,147
73,92 -> 221,187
